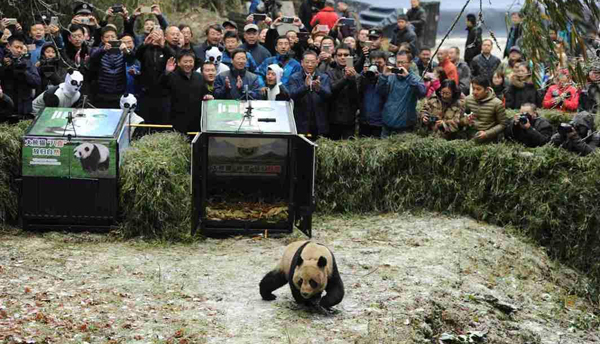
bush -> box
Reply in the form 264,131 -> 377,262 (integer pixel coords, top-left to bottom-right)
119,132 -> 191,240
315,134 -> 600,290
0,121 -> 31,224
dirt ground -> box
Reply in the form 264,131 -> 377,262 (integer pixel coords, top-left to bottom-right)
1,213 -> 598,344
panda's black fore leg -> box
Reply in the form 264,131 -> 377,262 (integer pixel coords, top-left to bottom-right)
260,270 -> 287,301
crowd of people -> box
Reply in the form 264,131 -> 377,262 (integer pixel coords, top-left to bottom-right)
1,0 -> 600,155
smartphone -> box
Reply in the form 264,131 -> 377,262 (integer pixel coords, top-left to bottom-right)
5,18 -> 17,25
140,6 -> 152,14
364,41 -> 373,48
253,13 -> 266,21
321,45 -> 331,53
317,24 -> 329,32
297,32 -> 310,41
50,16 -> 59,26
112,5 -> 124,13
340,17 -> 355,27
79,17 -> 91,25
153,24 -> 161,32
345,56 -> 354,67
282,16 -> 294,24
108,40 -> 122,52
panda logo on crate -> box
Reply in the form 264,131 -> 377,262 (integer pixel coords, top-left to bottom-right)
73,143 -> 110,173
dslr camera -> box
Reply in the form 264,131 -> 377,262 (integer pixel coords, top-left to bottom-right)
365,65 -> 379,78
558,122 -> 575,138
518,113 -> 531,125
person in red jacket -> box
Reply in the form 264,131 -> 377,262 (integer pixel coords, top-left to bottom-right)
436,48 -> 459,85
543,70 -> 580,112
310,1 -> 339,31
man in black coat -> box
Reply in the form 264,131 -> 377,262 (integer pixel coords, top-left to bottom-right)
470,39 -> 500,83
0,34 -> 41,116
161,51 -> 213,134
579,63 -> 600,113
288,50 -> 332,137
389,15 -> 418,57
504,103 -> 552,148
194,24 -> 224,63
406,0 -> 426,46
464,13 -> 482,66
551,111 -> 600,156
325,43 -> 359,140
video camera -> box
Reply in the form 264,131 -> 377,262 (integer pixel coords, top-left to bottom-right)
365,65 -> 378,78
11,53 -> 31,70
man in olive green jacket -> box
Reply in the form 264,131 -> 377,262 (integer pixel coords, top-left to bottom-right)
462,75 -> 506,143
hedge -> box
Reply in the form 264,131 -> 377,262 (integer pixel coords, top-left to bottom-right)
1,109 -> 599,291
0,121 -> 31,223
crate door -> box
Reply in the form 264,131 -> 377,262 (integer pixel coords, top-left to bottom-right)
293,136 -> 317,238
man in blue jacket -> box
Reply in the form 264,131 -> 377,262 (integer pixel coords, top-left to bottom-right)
358,50 -> 387,138
256,36 -> 302,87
288,50 -> 332,137
377,50 -> 426,138
214,48 -> 262,100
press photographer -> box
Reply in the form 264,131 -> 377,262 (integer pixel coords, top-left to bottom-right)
420,80 -> 464,140
36,43 -> 68,93
550,112 -> 599,156
504,103 -> 552,147
358,50 -> 387,138
579,62 -> 600,113
542,70 -> 579,112
0,33 -> 41,116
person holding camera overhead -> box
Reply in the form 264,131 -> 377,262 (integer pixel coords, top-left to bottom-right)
0,33 -> 41,117
420,79 -> 465,140
89,26 -> 134,108
377,50 -> 426,138
358,50 -> 387,138
550,111 -> 599,156
504,103 -> 552,147
542,69 -> 580,112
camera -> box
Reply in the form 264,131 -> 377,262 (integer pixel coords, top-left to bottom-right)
79,17 -> 91,25
428,115 -> 439,125
518,113 -> 531,125
558,122 -> 574,137
282,16 -> 294,24
112,5 -> 124,13
365,65 -> 379,78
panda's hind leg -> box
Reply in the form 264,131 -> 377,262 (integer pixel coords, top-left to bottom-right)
260,269 -> 287,301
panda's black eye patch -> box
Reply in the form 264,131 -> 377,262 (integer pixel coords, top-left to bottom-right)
298,278 -> 303,286
309,279 -> 318,289
85,147 -> 90,151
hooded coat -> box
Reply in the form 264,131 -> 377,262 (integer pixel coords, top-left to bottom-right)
262,64 -> 290,101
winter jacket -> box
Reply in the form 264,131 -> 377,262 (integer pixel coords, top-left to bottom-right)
505,77 -> 541,109
242,42 -> 272,66
135,43 -> 174,96
504,115 -> 552,147
90,45 -> 128,95
377,72 -> 426,129
420,94 -> 465,139
542,84 -> 579,112
288,69 -> 332,135
214,69 -> 262,100
358,73 -> 385,127
470,53 -> 501,83
406,6 -> 427,39
464,26 -> 482,64
0,53 -> 41,115
579,83 -> 600,112
455,59 -> 471,95
256,55 -> 302,87
551,111 -> 599,156
160,68 -> 209,134
463,89 -> 506,142
310,6 -> 339,31
439,59 -> 459,85
299,0 -> 324,31
221,50 -> 258,73
391,27 -> 419,56
325,62 -> 359,125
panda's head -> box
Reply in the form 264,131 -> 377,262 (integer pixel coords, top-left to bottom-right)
73,142 -> 95,159
63,70 -> 84,95
292,255 -> 328,300
205,46 -> 224,67
120,93 -> 137,111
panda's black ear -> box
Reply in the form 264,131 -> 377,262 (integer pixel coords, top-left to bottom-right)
297,256 -> 304,266
318,256 -> 327,269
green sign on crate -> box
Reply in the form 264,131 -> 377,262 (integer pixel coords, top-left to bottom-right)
203,100 -> 296,134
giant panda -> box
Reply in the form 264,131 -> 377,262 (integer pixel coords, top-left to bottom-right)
260,240 -> 344,309
73,143 -> 110,173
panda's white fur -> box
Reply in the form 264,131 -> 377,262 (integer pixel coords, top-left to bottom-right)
197,46 -> 230,75
73,143 -> 110,173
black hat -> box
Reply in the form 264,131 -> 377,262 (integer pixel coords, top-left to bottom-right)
222,20 -> 238,30
74,2 -> 94,15
368,28 -> 382,38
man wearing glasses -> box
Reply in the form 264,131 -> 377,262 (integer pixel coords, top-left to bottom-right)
325,43 -> 358,140
377,50 -> 426,138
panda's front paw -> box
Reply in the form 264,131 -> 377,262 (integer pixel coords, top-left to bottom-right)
262,294 -> 277,301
